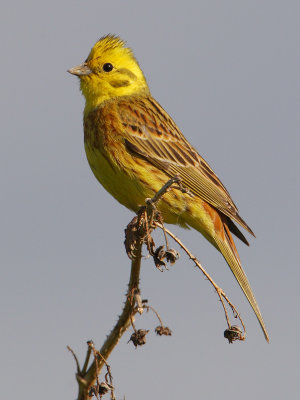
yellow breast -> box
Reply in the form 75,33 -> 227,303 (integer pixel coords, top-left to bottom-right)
84,141 -> 152,211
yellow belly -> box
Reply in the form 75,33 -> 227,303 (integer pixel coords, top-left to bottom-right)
84,142 -> 216,245
85,143 -> 150,211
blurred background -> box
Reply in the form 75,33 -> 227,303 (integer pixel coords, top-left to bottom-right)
1,1 -> 299,399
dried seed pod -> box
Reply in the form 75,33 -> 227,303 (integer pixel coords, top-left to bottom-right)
128,329 -> 149,347
98,381 -> 110,395
153,245 -> 167,270
155,325 -> 172,336
124,216 -> 139,258
224,326 -> 244,343
165,248 -> 180,265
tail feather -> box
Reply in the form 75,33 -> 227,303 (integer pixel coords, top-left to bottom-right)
215,221 -> 269,342
227,218 -> 250,246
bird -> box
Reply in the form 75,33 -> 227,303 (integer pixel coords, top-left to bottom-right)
68,34 -> 269,342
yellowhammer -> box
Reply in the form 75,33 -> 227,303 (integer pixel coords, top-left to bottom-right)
68,34 -> 269,342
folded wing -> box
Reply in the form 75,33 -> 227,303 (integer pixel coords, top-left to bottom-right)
118,96 -> 255,238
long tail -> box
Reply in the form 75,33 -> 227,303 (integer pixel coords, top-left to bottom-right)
214,220 -> 269,342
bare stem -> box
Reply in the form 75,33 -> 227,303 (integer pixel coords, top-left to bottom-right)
76,240 -> 143,400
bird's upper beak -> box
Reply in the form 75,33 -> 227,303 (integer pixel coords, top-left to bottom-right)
68,63 -> 92,76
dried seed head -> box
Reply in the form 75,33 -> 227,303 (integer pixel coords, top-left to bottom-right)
165,248 -> 180,265
128,329 -> 149,347
153,245 -> 167,270
155,325 -> 172,336
89,381 -> 113,397
124,216 -> 140,258
98,382 -> 110,395
224,326 -> 244,343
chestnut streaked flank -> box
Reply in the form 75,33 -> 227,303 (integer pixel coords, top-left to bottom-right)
68,34 -> 269,342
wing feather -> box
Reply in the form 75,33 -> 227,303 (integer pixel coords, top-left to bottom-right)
118,96 -> 254,237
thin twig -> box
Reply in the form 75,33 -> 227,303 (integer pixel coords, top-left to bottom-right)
87,341 -> 116,400
144,305 -> 164,327
81,344 -> 92,376
156,222 -> 246,337
129,312 -> 137,332
87,342 -> 101,397
67,346 -> 81,375
157,213 -> 170,250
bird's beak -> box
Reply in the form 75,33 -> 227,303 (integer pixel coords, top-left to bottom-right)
68,63 -> 92,76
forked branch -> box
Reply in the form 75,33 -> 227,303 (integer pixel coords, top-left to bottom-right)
70,238 -> 142,400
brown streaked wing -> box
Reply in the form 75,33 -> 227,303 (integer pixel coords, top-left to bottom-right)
117,95 -> 255,237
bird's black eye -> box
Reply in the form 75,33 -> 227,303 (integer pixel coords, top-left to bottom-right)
103,63 -> 113,72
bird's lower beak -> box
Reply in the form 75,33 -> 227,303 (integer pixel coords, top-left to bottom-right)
68,63 -> 92,76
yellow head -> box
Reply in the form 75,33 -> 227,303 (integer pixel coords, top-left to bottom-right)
68,34 -> 149,111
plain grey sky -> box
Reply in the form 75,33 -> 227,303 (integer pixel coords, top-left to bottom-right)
1,1 -> 299,399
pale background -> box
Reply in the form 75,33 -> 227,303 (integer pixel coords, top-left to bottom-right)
1,1 -> 299,399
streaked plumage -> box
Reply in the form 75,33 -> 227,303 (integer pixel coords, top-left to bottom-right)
68,34 -> 269,342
